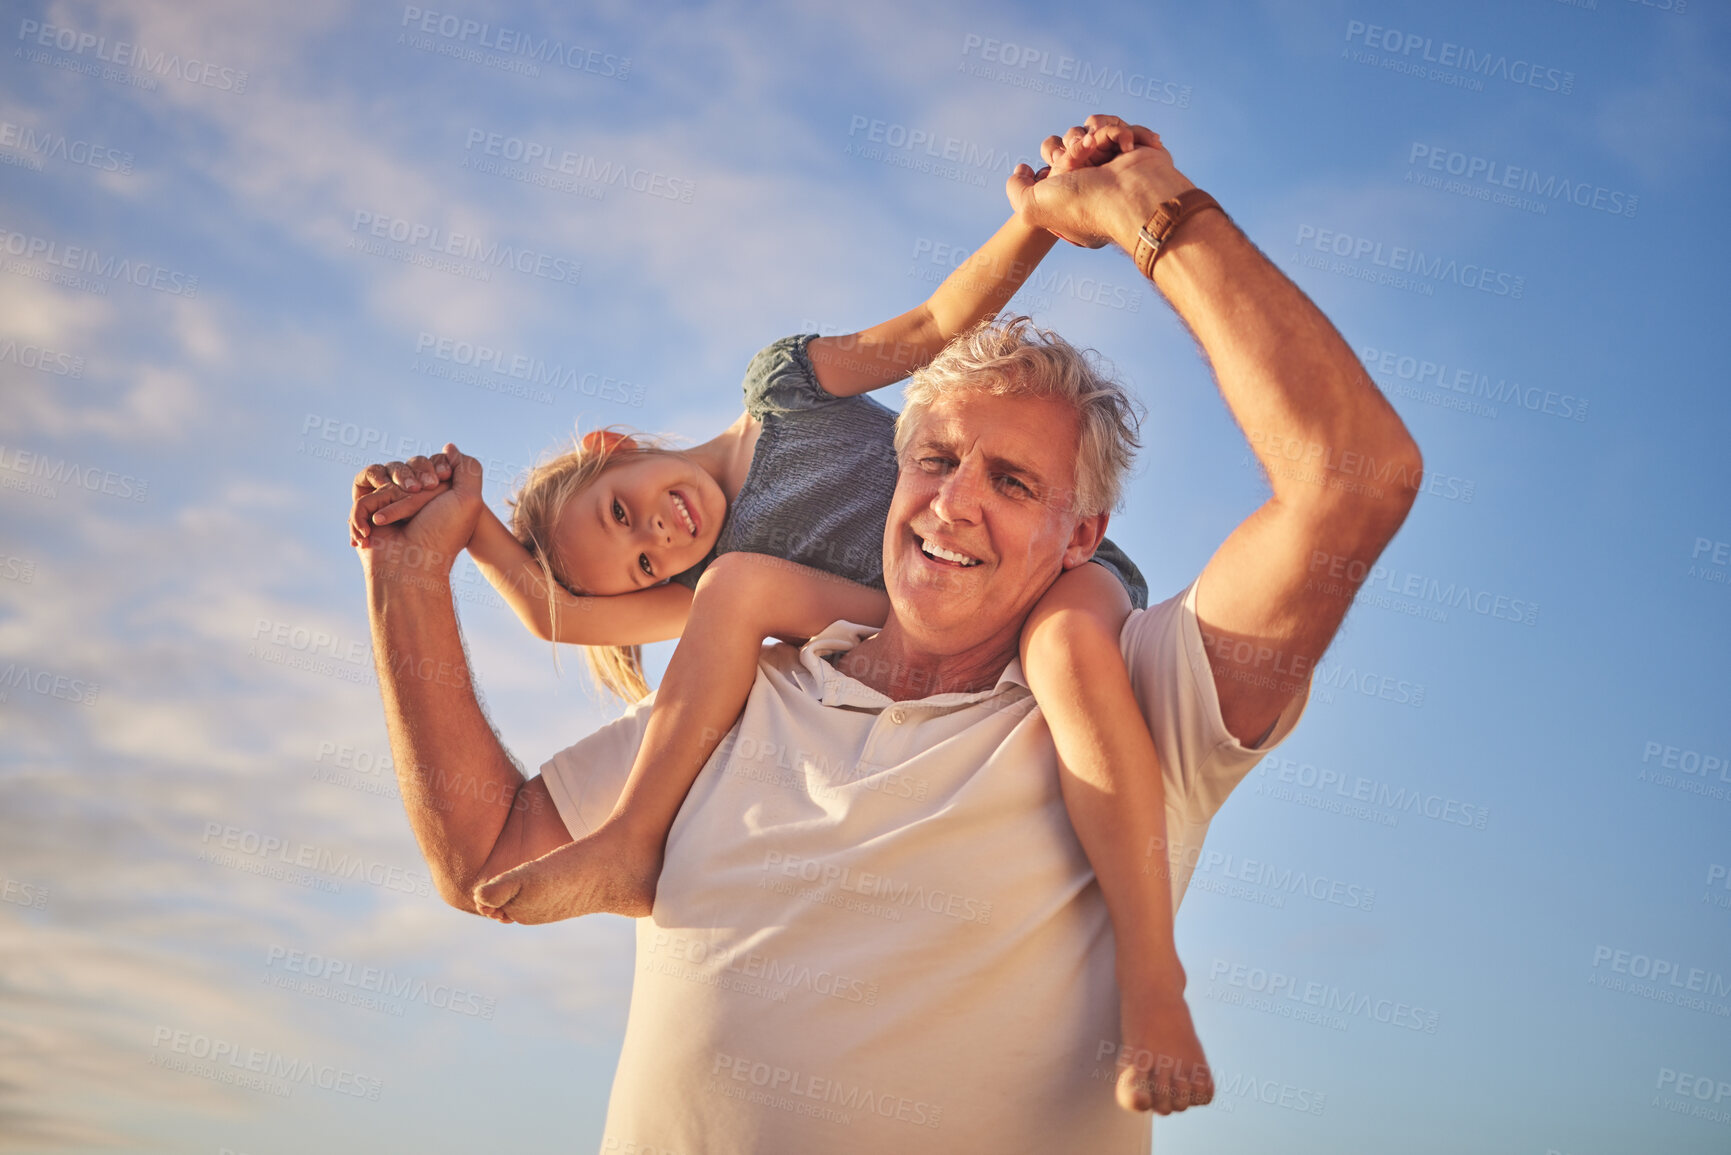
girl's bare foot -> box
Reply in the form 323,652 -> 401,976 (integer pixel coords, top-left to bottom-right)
472,825 -> 659,923
1113,978 -> 1214,1114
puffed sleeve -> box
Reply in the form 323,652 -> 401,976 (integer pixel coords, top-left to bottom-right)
740,334 -> 833,417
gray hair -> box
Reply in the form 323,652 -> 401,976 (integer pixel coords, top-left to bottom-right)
894,315 -> 1142,517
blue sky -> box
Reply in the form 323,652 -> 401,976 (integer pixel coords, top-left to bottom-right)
1,0 -> 1727,1150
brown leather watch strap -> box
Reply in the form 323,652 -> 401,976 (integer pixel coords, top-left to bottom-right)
1131,188 -> 1221,280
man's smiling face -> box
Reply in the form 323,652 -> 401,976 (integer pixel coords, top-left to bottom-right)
882,388 -> 1107,660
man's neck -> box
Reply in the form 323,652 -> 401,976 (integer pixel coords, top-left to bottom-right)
835,620 -> 1019,701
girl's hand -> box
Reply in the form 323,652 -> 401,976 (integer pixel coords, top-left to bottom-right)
349,449 -> 465,547
1012,114 -> 1142,247
1045,115 -> 1136,175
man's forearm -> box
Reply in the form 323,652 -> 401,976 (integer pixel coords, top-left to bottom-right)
366,560 -> 526,911
1127,208 -> 1420,504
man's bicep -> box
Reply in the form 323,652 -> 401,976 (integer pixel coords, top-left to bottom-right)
475,777 -> 575,887
1194,496 -> 1400,744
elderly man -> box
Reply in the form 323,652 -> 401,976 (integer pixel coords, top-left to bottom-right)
354,116 -> 1420,1152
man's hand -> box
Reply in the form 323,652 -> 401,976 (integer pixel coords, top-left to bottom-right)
349,443 -> 483,581
1007,115 -> 1195,252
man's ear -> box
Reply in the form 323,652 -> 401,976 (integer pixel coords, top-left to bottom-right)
1061,510 -> 1110,570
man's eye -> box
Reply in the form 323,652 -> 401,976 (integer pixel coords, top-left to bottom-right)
612,499 -> 626,523
997,475 -> 1032,496
639,554 -> 653,577
917,456 -> 952,472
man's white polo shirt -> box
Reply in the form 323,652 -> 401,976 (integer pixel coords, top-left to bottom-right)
540,580 -> 1307,1154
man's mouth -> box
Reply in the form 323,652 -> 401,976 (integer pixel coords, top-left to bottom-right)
916,535 -> 982,567
671,491 -> 699,538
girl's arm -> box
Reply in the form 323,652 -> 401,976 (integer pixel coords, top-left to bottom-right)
466,503 -> 694,646
806,213 -> 1060,398
352,466 -> 695,648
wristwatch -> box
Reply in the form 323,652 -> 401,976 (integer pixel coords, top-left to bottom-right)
1132,188 -> 1222,280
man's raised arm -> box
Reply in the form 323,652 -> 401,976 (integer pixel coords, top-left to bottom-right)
353,446 -> 572,916
1010,116 -> 1422,745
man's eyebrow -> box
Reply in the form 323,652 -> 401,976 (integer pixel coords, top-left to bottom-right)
913,435 -> 1048,486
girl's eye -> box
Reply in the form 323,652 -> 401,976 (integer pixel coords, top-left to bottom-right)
612,499 -> 626,524
638,554 -> 653,577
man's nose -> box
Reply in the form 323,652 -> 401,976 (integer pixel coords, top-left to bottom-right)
930,460 -> 985,523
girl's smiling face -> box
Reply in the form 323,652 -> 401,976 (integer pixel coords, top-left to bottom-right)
548,452 -> 727,595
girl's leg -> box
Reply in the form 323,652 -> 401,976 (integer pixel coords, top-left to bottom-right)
1021,563 -> 1214,1115
474,553 -> 889,923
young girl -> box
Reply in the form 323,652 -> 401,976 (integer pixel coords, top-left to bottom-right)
352,133 -> 1209,1112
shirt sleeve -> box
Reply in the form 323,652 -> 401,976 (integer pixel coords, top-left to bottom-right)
537,693 -> 656,838
1120,580 -> 1309,906
740,334 -> 832,417
1089,537 -> 1148,611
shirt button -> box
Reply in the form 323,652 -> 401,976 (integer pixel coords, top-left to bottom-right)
890,709 -> 906,724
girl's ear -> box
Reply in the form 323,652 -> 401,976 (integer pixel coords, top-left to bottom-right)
580,429 -> 638,456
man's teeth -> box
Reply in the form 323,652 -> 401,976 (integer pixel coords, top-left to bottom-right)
672,493 -> 695,535
921,540 -> 981,566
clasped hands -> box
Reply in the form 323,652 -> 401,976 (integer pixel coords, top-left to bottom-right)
1011,114 -> 1196,251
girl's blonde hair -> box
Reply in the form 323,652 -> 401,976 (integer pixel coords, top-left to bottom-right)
508,425 -> 676,703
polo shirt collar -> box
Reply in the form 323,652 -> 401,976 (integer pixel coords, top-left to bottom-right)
796,620 -> 1031,711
